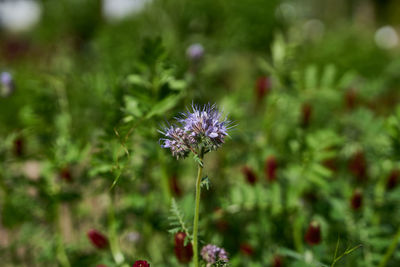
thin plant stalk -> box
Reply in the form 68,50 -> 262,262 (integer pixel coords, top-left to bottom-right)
378,226 -> 400,267
192,151 -> 204,267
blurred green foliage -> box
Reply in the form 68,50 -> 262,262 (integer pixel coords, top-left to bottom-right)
1,0 -> 400,266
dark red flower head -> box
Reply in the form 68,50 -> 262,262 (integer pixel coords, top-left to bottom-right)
305,221 -> 321,246
255,76 -> 271,100
301,103 -> 312,128
351,189 -> 363,210
174,232 -> 193,263
13,136 -> 24,157
240,243 -> 254,256
169,175 -> 182,197
345,88 -> 357,109
387,169 -> 399,190
60,166 -> 72,182
265,156 -> 277,182
133,260 -> 150,267
96,265 -> 108,267
87,229 -> 109,249
349,151 -> 367,181
272,255 -> 284,267
241,166 -> 257,185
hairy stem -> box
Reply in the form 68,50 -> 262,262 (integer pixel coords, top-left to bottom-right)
192,152 -> 204,267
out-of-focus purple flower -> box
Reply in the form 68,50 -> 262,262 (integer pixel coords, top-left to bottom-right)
159,103 -> 232,158
132,260 -> 150,267
186,43 -> 204,61
201,244 -> 229,264
159,126 -> 191,159
1,71 -> 14,97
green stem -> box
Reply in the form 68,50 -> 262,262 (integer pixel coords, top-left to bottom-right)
55,202 -> 71,267
192,153 -> 203,267
378,226 -> 400,267
109,191 -> 125,266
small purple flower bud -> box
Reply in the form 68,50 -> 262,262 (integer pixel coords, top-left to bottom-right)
201,244 -> 229,264
1,72 -> 15,97
186,43 -> 204,61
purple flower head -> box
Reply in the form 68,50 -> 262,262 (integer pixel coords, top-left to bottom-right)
159,125 -> 191,159
180,104 -> 231,151
1,72 -> 14,97
186,43 -> 204,61
159,103 -> 233,159
201,244 -> 229,264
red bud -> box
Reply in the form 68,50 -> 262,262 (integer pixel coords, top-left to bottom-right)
241,166 -> 257,185
345,88 -> 357,109
87,229 -> 108,249
255,76 -> 271,100
305,221 -> 321,246
265,156 -> 277,182
240,243 -> 254,256
351,190 -> 363,210
387,169 -> 399,190
349,152 -> 367,181
301,103 -> 312,128
13,136 -> 24,157
174,232 -> 193,263
272,255 -> 284,267
169,175 -> 182,197
60,166 -> 72,182
133,260 -> 150,267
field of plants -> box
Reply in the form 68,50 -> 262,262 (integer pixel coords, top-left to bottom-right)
1,0 -> 400,266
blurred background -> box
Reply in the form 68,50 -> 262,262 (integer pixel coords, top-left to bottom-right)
1,0 -> 400,266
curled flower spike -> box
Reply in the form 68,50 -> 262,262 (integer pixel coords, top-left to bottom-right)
180,104 -> 231,150
201,244 -> 229,264
159,125 -> 191,159
159,103 -> 233,158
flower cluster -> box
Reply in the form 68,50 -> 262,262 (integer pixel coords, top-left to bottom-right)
201,244 -> 229,264
160,104 -> 231,159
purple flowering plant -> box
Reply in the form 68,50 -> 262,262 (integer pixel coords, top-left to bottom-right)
160,103 -> 233,267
